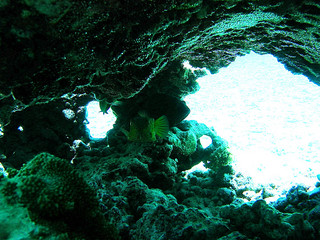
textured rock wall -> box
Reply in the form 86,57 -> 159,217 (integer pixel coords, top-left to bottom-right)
1,0 -> 319,125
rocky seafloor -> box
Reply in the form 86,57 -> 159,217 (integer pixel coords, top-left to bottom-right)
1,112 -> 320,239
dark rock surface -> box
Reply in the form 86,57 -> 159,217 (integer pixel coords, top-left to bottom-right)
0,95 -> 90,168
1,0 -> 320,125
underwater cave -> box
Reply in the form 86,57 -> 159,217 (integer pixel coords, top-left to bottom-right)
87,52 -> 320,201
1,1 -> 320,239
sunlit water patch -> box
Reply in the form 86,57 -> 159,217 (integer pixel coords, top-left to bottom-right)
85,101 -> 117,139
184,52 -> 320,195
0,124 -> 3,137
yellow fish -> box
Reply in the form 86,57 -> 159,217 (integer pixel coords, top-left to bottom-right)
121,112 -> 169,142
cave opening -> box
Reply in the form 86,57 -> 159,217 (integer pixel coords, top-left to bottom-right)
85,51 -> 320,199
184,51 -> 320,198
85,101 -> 117,139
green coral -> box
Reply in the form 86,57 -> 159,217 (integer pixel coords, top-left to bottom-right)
168,128 -> 198,156
1,152 -> 118,239
204,144 -> 233,172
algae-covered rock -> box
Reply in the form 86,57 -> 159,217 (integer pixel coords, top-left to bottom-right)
131,184 -> 229,240
168,120 -> 233,172
0,192 -> 37,240
1,152 -> 118,240
168,127 -> 198,156
204,144 -> 233,172
0,190 -> 74,240
220,199 -> 315,239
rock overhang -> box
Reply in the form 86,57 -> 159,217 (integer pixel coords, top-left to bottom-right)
0,0 -> 319,125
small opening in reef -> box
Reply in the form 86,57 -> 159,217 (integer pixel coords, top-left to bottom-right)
85,101 -> 117,139
0,123 -> 3,137
200,135 -> 212,149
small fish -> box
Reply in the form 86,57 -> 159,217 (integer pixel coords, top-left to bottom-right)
121,111 -> 169,142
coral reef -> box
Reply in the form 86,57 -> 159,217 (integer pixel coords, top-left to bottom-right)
70,119 -> 320,239
1,116 -> 320,239
0,0 -> 320,239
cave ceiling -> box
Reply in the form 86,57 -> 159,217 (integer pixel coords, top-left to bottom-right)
0,0 -> 320,126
